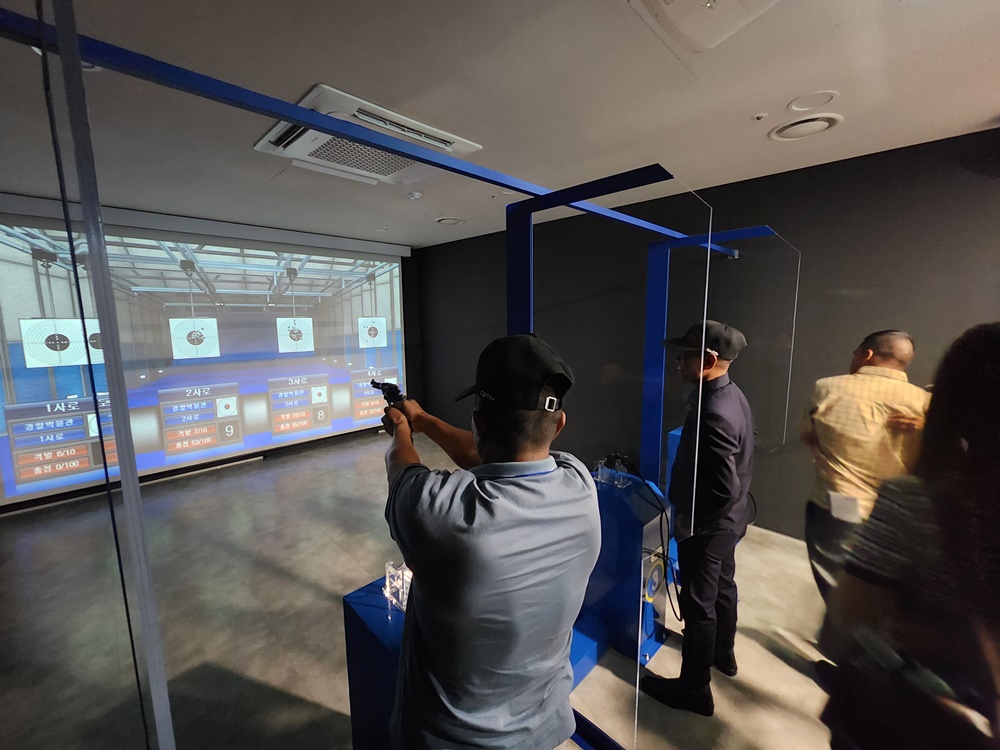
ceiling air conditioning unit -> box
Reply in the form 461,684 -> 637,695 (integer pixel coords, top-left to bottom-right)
254,84 -> 482,185
629,0 -> 782,53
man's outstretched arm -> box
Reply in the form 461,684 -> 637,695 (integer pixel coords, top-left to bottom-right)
392,400 -> 481,469
383,408 -> 422,487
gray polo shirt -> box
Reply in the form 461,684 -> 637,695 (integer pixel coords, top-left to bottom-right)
385,451 -> 601,750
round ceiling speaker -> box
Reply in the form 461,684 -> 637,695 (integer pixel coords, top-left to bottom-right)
768,114 -> 844,142
788,91 -> 838,112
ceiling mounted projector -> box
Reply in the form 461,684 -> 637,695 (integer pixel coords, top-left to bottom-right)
629,0 -> 783,53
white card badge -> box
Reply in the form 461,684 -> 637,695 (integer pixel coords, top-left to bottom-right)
829,492 -> 862,524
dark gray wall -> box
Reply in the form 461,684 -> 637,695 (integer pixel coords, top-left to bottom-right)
407,130 -> 1000,538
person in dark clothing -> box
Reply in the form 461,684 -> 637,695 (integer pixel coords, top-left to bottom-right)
640,320 -> 756,717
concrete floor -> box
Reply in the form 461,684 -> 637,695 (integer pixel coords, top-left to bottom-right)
0,431 -> 830,749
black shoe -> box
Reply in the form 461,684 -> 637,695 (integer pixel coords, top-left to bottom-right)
714,652 -> 738,677
639,675 -> 715,717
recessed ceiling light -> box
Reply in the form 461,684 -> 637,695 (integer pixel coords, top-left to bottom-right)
31,46 -> 103,72
768,114 -> 843,141
373,227 -> 389,232
435,217 -> 466,226
788,91 -> 838,112
500,189 -> 519,195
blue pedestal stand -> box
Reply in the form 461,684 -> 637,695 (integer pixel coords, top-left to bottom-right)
343,580 -> 609,749
344,431 -> 680,750
343,580 -> 405,750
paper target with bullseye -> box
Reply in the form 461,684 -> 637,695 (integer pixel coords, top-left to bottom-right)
276,317 -> 314,353
83,319 -> 104,364
358,317 -> 388,349
168,318 -> 220,360
19,318 -> 89,368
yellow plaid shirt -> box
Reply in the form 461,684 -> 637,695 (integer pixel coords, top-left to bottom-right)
804,366 -> 931,519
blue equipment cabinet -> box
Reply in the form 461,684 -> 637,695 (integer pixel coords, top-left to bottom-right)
577,428 -> 682,668
343,429 -> 683,747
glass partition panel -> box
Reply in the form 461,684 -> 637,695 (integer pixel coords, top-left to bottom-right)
77,59 -> 470,748
534,179 -> 712,748
704,230 -> 802,554
704,232 -> 801,452
1,7 -> 782,746
0,31 -> 149,749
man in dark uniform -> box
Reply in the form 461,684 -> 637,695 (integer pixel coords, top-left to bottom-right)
641,320 -> 756,717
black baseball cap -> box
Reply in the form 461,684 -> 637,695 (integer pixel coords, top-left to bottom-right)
455,334 -> 574,411
665,320 -> 747,361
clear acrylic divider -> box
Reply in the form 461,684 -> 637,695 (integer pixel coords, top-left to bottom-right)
1,7 -> 797,745
703,231 -> 801,452
86,68 -> 411,747
533,177 -> 712,747
76,57 -> 487,747
0,27 -> 151,748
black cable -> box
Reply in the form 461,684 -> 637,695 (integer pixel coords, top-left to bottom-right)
609,453 -> 683,622
615,456 -> 759,622
35,5 -> 153,748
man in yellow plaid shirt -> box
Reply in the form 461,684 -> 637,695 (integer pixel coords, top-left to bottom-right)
801,330 -> 930,600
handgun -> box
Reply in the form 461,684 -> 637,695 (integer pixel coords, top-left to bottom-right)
371,379 -> 405,405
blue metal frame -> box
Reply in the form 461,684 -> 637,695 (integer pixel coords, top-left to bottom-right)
639,225 -> 776,485
0,8 -> 789,746
505,164 -> 677,334
505,204 -> 536,335
654,224 -> 774,253
502,167 -> 746,334
1,6 -> 709,242
510,164 -> 672,213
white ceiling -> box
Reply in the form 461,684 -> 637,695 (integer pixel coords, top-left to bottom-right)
1,0 -> 999,247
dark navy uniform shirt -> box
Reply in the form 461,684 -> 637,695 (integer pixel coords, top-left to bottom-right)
669,373 -> 756,540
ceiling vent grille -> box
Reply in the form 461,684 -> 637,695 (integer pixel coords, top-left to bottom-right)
307,137 -> 416,177
254,85 -> 481,186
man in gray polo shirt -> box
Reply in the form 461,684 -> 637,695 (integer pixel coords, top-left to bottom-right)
381,334 -> 601,750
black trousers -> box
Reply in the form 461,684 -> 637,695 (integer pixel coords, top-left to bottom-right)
676,529 -> 741,688
804,501 -> 859,602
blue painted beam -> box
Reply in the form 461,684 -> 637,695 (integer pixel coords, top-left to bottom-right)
639,242 -> 671,483
505,164 -> 681,335
0,6 -> 698,242
506,205 -> 534,335
514,164 -> 672,214
655,224 -> 776,255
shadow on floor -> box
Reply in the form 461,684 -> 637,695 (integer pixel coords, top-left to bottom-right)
85,663 -> 352,750
580,629 -> 830,749
741,626 -> 823,683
